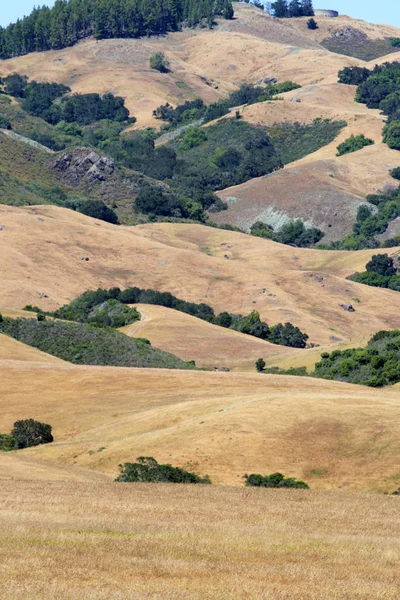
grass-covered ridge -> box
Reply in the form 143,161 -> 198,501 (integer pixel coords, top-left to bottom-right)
0,317 -> 196,370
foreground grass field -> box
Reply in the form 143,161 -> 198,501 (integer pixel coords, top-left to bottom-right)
0,480 -> 399,599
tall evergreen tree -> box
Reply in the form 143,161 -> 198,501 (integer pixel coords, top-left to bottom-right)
301,0 -> 314,16
288,0 -> 302,17
272,0 -> 289,18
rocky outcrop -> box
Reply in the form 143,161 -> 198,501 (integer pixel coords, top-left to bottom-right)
53,149 -> 115,185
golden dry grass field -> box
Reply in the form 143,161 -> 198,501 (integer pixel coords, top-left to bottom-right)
0,480 -> 399,599
1,8 -> 400,595
1,360 -> 400,492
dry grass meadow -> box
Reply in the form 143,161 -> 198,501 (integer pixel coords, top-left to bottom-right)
1,6 -> 400,596
0,480 -> 399,599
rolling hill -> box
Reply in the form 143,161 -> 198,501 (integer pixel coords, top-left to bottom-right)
1,358 -> 400,492
1,205 -> 400,351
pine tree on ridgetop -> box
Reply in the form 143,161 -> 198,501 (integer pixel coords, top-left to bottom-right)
272,0 -> 289,18
301,0 -> 314,16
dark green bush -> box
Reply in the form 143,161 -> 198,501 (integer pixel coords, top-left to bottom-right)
307,18 -> 318,30
11,419 -> 53,449
79,199 -> 120,224
150,53 -> 170,73
0,433 -> 16,451
0,115 -> 11,129
255,358 -> 266,372
245,472 -> 309,489
336,134 -> 374,156
390,167 -> 400,180
116,456 -> 211,483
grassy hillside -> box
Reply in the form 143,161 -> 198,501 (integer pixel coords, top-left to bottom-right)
2,206 -> 400,351
1,361 -> 400,491
0,317 -> 196,370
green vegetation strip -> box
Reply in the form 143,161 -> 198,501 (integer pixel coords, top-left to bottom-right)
0,316 -> 196,370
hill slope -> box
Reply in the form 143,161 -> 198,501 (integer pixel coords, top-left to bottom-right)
1,360 -> 399,491
121,303 -> 287,370
1,205 -> 400,349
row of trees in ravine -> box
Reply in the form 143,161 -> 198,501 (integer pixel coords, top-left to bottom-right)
0,0 -> 234,59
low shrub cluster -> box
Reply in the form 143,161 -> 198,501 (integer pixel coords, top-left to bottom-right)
51,288 -> 310,348
245,472 -> 309,489
116,457 -> 211,484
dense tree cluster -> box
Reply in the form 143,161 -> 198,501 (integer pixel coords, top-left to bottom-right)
271,0 -> 314,18
313,330 -> 400,387
250,219 -> 324,247
51,288 -> 310,347
116,456 -> 211,483
339,62 -> 400,152
348,254 -> 400,291
245,472 -> 309,488
0,73 -> 131,126
0,0 -> 234,59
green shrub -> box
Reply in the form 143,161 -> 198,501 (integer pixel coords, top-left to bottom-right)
383,121 -> 400,150
116,456 -> 211,483
150,53 -> 170,73
390,38 -> 400,48
390,167 -> 400,180
255,358 -> 266,372
0,115 -> 11,129
336,134 -> 374,156
180,126 -> 207,150
11,419 -> 53,449
78,199 -> 120,224
307,18 -> 318,30
87,299 -> 139,328
0,433 -> 16,451
245,472 -> 309,489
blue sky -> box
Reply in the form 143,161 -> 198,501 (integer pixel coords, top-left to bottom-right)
1,0 -> 399,28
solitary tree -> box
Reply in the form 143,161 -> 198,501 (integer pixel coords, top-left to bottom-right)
307,17 -> 318,29
150,52 -> 170,73
256,358 -> 266,372
271,0 -> 288,17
